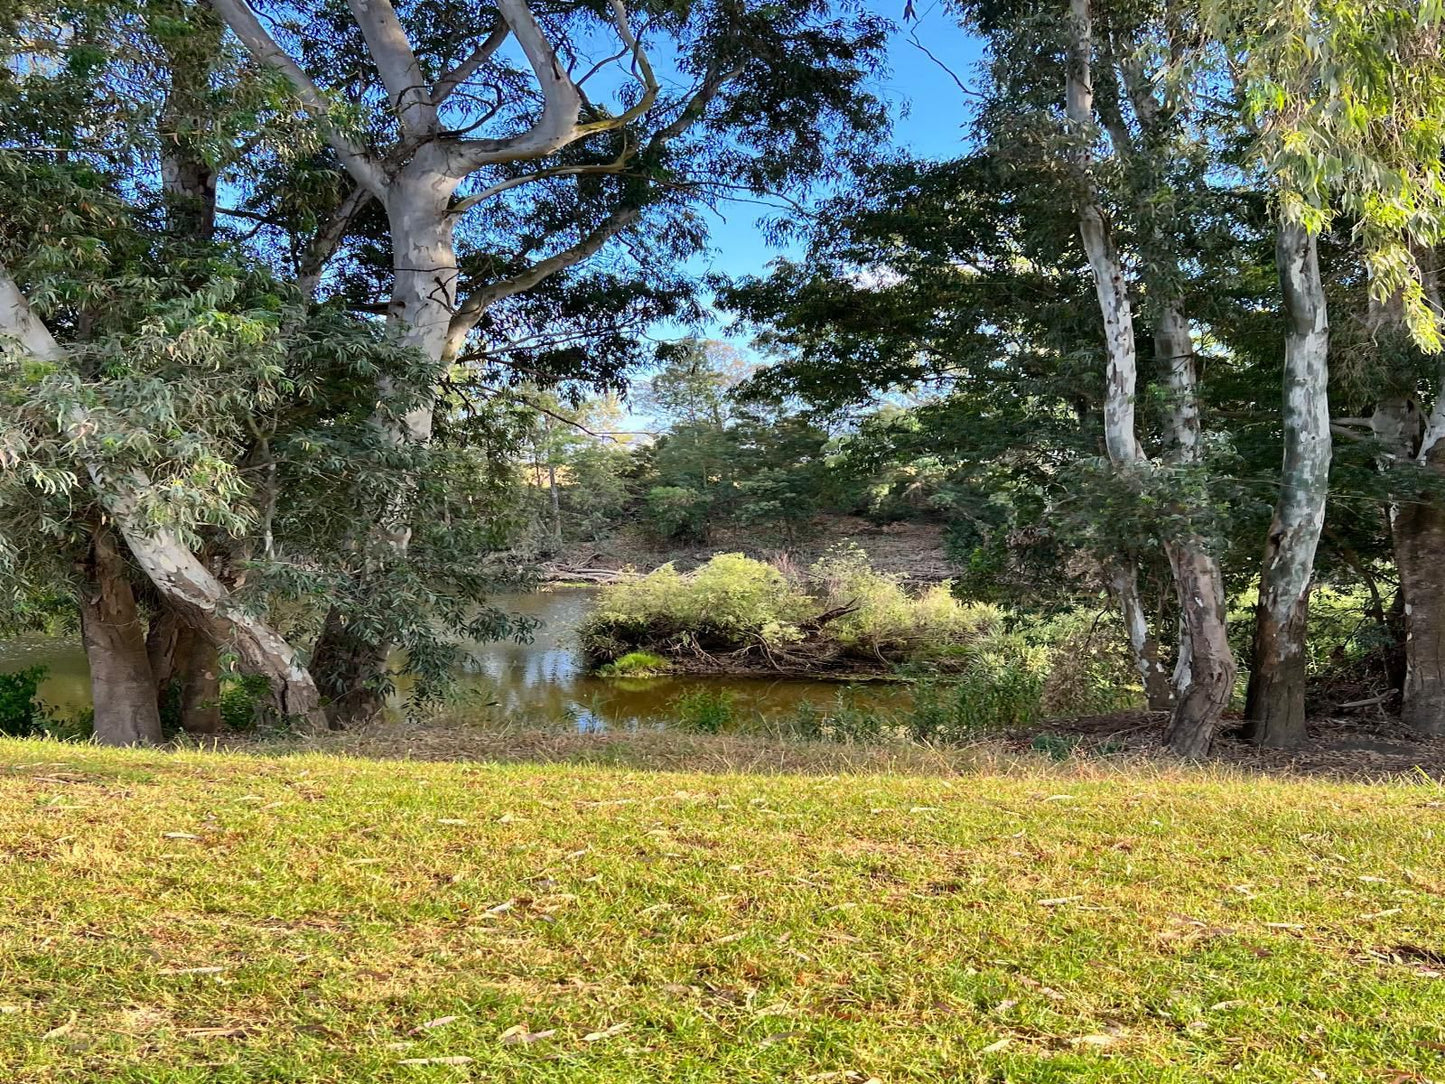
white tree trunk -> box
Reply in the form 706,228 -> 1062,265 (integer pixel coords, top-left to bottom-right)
1246,219 -> 1331,747
1066,0 -> 1178,717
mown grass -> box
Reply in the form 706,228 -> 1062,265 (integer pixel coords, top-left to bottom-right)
1,737 -> 1443,1082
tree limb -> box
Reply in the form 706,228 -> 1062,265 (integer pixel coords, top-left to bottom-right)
432,19 -> 511,106
207,0 -> 390,196
298,184 -> 375,299
346,0 -> 437,137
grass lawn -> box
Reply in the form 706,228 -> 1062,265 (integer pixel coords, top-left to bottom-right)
1,737 -> 1443,1082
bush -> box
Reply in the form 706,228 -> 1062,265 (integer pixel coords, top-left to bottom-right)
220,674 -> 274,731
0,666 -> 48,737
1029,609 -> 1143,717
671,689 -> 736,733
580,554 -> 813,661
808,544 -> 1001,657
596,651 -> 670,677
644,485 -> 712,542
905,632 -> 1049,740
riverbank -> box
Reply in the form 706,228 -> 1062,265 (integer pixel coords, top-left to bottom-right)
2,736 -> 1442,1083
548,515 -> 954,583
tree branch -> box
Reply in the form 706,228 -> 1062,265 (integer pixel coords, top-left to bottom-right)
298,184 -> 376,300
208,0 -> 390,196
432,19 -> 511,106
448,0 -> 585,171
346,0 -> 437,137
446,202 -> 641,354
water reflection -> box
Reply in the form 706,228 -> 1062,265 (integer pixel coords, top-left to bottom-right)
0,587 -> 906,731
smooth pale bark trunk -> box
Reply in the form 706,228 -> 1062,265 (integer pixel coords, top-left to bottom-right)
1108,563 -> 1173,711
113,510 -> 325,728
1066,0 -> 1177,718
1164,542 -> 1234,757
310,156 -> 461,727
1155,299 -> 1236,755
1245,221 -> 1331,748
81,529 -> 165,746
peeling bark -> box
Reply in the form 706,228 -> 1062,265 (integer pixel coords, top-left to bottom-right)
1066,0 -> 1179,719
1245,220 -> 1331,748
1156,298 -> 1236,754
80,528 -> 165,747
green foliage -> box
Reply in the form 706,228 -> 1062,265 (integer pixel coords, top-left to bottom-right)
905,639 -> 1049,740
643,485 -> 712,543
669,689 -> 736,734
596,651 -> 671,677
0,666 -> 47,737
809,544 -> 1004,657
219,674 -> 275,732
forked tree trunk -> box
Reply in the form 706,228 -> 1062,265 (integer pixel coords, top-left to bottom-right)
1155,299 -> 1236,754
110,508 -> 326,728
1245,220 -> 1331,748
1065,0 -> 1175,717
310,159 -> 460,726
1,263 -> 326,732
80,528 -> 164,746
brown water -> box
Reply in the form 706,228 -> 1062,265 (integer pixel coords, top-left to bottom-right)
0,587 -> 906,731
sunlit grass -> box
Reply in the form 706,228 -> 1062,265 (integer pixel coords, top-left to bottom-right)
1,736 -> 1443,1082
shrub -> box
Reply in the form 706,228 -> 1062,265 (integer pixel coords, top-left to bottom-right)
580,554 -> 813,662
1030,609 -> 1143,717
905,632 -> 1049,740
644,485 -> 712,542
671,689 -> 736,733
0,666 -> 48,737
220,674 -> 273,731
808,544 -> 1001,657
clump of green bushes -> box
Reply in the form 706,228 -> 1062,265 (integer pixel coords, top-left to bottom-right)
580,547 -> 1008,675
581,547 -> 1144,737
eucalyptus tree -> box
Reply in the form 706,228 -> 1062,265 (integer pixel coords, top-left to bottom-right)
1054,0 -> 1243,755
0,1 -> 336,740
1214,0 -> 1445,744
204,0 -> 889,723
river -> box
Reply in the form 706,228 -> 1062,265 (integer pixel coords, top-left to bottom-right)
0,587 -> 905,732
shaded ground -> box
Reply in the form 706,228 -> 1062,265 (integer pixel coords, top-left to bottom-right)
552,515 -> 953,582
1009,709 -> 1445,780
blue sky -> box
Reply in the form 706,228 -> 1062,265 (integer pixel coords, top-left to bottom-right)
666,3 -> 984,352
695,5 -> 983,278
